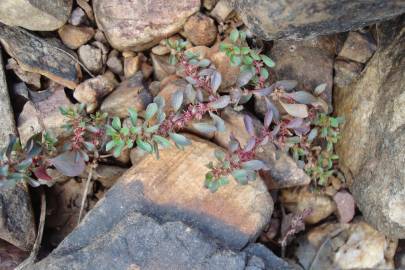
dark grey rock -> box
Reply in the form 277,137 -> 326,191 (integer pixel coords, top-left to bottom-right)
333,59 -> 363,87
255,36 -> 335,116
335,15 -> 405,238
0,23 -> 80,89
0,48 -> 36,252
30,181 -> 292,269
230,0 -> 405,41
0,183 -> 36,251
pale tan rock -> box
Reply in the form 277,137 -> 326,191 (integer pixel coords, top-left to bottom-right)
210,0 -> 233,22
119,135 -> 273,248
157,78 -> 188,114
210,51 -> 240,90
203,0 -> 218,10
100,72 -> 152,118
124,55 -> 141,79
0,0 -> 72,31
141,62 -> 153,79
184,13 -> 218,46
106,50 -> 124,75
280,187 -> 336,224
74,72 -> 118,113
307,221 -> 398,269
214,108 -> 310,189
151,54 -> 176,81
335,17 -> 405,238
78,45 -> 103,74
338,31 -> 377,63
17,101 -> 43,145
58,24 -> 95,50
151,45 -> 170,56
93,0 -> 200,51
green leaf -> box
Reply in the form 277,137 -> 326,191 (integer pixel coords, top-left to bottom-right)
112,117 -> 121,130
330,118 -> 340,128
232,169 -> 248,184
243,55 -> 253,65
106,140 -> 116,152
230,29 -> 239,43
206,179 -> 219,192
250,51 -> 261,61
145,103 -> 158,121
230,55 -> 242,66
128,108 -> 138,126
209,112 -> 225,132
136,138 -> 153,153
144,125 -> 160,133
261,55 -> 275,68
218,177 -> 229,187
209,95 -> 230,109
214,149 -> 226,161
260,68 -> 269,80
126,139 -> 134,149
169,54 -> 177,65
192,122 -> 217,134
198,59 -> 211,67
16,158 -> 32,172
120,127 -> 130,136
168,133 -> 191,146
279,101 -> 308,118
113,141 -> 125,158
153,135 -> 171,148
130,126 -> 141,134
219,43 -> 231,51
83,142 -> 96,152
242,160 -> 269,171
241,47 -> 250,55
0,165 -> 8,177
233,46 -> 241,55
171,90 -> 184,112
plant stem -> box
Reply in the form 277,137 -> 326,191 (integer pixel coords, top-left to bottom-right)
16,187 -> 46,270
77,161 -> 96,225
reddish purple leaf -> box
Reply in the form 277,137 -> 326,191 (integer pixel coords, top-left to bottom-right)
333,190 -> 356,223
243,115 -> 255,136
50,151 -> 86,177
34,165 -> 52,181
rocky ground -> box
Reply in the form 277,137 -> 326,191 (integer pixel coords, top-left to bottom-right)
0,0 -> 404,269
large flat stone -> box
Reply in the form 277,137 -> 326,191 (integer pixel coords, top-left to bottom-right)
335,15 -> 405,238
231,0 -> 405,41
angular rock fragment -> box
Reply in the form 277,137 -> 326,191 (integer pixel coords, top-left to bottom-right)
74,72 -> 118,113
338,31 -> 377,63
0,23 -> 81,89
78,44 -> 103,74
100,72 -> 152,118
58,24 -> 95,50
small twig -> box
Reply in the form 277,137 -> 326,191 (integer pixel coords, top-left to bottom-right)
77,161 -> 96,225
16,187 -> 46,270
308,228 -> 344,270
